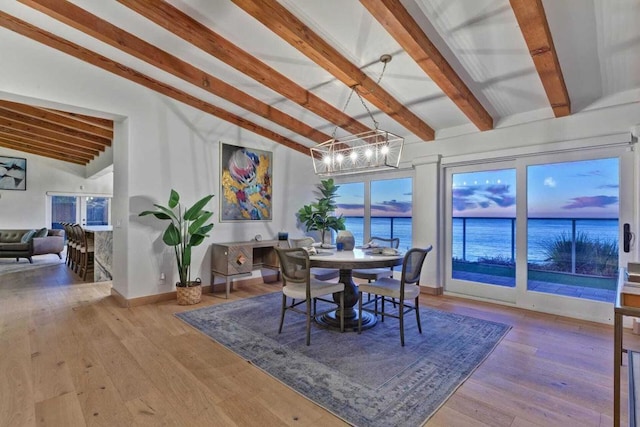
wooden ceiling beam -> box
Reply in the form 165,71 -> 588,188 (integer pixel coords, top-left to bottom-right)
19,0 -> 330,145
231,0 -> 435,141
509,0 -> 570,117
44,108 -> 114,130
0,108 -> 110,148
0,138 -> 88,164
0,100 -> 113,139
117,0 -> 371,137
0,128 -> 99,158
360,0 -> 493,131
0,116 -> 108,151
0,11 -> 310,156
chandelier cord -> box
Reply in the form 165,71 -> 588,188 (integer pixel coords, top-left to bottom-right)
330,56 -> 390,138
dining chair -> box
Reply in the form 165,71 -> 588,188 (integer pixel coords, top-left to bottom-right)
275,247 -> 345,345
353,236 -> 400,282
358,246 -> 433,346
289,237 -> 339,281
353,236 -> 400,307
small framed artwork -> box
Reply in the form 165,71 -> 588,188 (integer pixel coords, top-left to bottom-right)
220,142 -> 272,221
0,156 -> 26,191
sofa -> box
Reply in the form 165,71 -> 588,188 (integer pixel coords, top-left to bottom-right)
0,228 -> 65,263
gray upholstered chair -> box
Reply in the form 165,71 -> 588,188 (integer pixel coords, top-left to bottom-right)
275,247 -> 345,345
358,246 -> 432,346
289,237 -> 339,281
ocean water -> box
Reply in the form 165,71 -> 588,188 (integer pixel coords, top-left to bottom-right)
344,217 -> 413,249
453,217 -> 619,263
343,217 -> 619,263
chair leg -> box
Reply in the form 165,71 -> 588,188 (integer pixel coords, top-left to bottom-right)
400,298 -> 405,347
340,291 -> 344,333
357,292 -> 363,334
306,299 -> 311,346
415,296 -> 422,334
381,297 -> 385,322
278,294 -> 286,333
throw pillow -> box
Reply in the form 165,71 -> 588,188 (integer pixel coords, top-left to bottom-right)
20,229 -> 36,243
35,227 -> 48,238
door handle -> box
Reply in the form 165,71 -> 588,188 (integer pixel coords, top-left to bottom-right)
624,223 -> 634,253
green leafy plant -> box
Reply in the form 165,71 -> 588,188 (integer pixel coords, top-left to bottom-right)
139,189 -> 215,287
297,178 -> 346,244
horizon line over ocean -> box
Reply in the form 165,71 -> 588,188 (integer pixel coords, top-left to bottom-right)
342,216 -> 618,263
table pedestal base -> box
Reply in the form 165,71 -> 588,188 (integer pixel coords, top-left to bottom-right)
315,268 -> 378,331
316,308 -> 377,331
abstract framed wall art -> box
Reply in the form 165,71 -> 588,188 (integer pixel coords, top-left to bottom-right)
220,143 -> 272,221
0,156 -> 26,190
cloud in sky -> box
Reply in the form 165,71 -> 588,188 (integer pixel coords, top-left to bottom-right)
599,184 -> 619,189
337,200 -> 413,217
562,195 -> 618,209
452,184 -> 515,212
576,169 -> 604,177
544,177 -> 556,187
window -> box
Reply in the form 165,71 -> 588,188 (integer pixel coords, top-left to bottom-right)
335,176 -> 413,249
50,194 -> 111,229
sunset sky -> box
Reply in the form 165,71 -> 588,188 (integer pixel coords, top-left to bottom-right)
452,158 -> 619,218
335,178 -> 412,217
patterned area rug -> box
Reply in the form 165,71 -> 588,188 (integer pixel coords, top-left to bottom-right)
0,254 -> 64,275
176,292 -> 511,426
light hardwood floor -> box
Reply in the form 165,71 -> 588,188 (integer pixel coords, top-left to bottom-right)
0,263 -> 630,426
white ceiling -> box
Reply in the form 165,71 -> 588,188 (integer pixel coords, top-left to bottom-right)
1,0 -> 639,149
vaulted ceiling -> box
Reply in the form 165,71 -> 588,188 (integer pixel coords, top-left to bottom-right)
0,0 -> 638,165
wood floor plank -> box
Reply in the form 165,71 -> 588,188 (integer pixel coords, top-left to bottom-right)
0,326 -> 36,427
0,261 -> 633,426
35,391 -> 86,427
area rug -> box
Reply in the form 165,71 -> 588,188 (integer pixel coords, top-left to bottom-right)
176,292 -> 511,426
0,254 -> 64,275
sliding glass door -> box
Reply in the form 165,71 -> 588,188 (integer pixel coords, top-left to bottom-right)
526,158 -> 619,303
445,163 -> 517,303
445,147 -> 633,320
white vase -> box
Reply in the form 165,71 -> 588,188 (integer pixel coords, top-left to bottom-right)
336,230 -> 355,251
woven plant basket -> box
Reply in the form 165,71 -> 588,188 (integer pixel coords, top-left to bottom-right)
176,278 -> 202,305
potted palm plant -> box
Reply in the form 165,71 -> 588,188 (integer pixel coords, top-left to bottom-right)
139,189 -> 215,305
297,178 -> 346,247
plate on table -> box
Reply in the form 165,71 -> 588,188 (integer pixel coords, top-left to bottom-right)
311,251 -> 334,256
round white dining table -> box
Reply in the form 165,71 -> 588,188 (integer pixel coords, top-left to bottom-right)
308,248 -> 403,330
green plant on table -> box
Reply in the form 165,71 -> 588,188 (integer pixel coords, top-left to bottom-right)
297,178 -> 346,245
139,189 -> 214,287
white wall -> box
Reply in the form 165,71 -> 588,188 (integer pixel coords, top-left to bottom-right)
0,146 -> 112,229
0,25 -> 319,299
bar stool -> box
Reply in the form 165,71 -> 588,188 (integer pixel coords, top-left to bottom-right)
66,223 -> 80,272
61,222 -> 74,267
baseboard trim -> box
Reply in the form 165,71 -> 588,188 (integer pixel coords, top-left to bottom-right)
111,277 -> 268,308
420,286 -> 443,296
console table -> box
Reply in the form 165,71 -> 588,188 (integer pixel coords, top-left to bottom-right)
211,239 -> 289,298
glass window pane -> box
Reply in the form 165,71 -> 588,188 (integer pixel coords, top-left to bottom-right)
51,195 -> 77,229
371,177 -> 412,254
86,197 -> 109,226
335,182 -> 364,246
451,169 -> 516,287
527,158 -> 618,302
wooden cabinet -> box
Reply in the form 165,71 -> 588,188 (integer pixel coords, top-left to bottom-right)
211,240 -> 289,298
